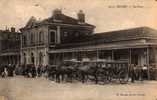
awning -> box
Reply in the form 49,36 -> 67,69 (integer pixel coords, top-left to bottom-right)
48,43 -> 157,53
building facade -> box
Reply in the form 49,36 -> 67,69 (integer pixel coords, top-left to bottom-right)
20,9 -> 157,67
0,27 -> 21,65
20,9 -> 95,66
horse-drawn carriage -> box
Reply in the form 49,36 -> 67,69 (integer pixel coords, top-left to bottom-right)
47,59 -> 130,84
75,59 -> 129,84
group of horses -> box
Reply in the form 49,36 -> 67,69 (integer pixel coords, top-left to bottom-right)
46,61 -> 131,84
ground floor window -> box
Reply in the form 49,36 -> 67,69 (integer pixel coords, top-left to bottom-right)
31,53 -> 35,64
39,52 -> 43,65
23,53 -> 26,65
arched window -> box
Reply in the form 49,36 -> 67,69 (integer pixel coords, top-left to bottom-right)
23,53 -> 26,65
39,52 -> 43,65
31,52 -> 35,64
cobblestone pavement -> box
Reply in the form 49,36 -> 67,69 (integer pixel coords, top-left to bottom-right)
0,76 -> 157,100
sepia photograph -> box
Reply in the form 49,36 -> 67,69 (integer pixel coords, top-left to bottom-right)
0,0 -> 157,100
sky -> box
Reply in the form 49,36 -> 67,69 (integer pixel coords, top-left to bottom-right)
0,0 -> 157,32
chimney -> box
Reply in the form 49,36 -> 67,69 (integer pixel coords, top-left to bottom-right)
53,8 -> 62,20
77,10 -> 85,23
5,26 -> 10,32
11,27 -> 16,32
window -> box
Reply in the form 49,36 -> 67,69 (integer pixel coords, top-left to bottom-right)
39,31 -> 43,43
39,52 -> 43,65
22,35 -> 26,46
30,33 -> 35,44
30,33 -> 33,43
31,52 -> 35,64
63,32 -> 68,37
49,31 -> 56,43
16,35 -> 19,41
75,32 -> 80,37
23,53 -> 26,65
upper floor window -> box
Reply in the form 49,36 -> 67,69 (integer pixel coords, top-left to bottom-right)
16,35 -> 19,41
63,32 -> 68,37
39,31 -> 44,43
22,35 -> 26,46
30,33 -> 34,44
75,32 -> 80,37
49,31 -> 56,43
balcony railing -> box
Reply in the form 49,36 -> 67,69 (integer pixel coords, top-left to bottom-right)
22,42 -> 45,48
1,49 -> 20,53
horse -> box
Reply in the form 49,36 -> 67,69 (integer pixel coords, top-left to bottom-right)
46,65 -> 57,81
55,64 -> 76,83
77,63 -> 100,84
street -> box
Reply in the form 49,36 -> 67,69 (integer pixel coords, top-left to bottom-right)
0,76 -> 157,100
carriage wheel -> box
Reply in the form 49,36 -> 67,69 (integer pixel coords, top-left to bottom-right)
118,71 -> 129,84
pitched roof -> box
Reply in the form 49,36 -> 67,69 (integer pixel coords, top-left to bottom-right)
42,14 -> 94,27
22,14 -> 95,29
90,26 -> 157,42
25,16 -> 38,28
56,27 -> 157,49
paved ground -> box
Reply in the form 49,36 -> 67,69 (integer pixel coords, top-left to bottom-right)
0,76 -> 157,100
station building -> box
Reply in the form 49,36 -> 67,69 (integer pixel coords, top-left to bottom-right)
20,9 -> 157,79
20,9 -> 95,66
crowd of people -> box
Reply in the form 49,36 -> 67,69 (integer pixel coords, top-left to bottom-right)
0,64 -> 15,77
0,63 -> 156,84
0,64 -> 47,78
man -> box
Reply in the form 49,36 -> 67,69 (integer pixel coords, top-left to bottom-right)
1,65 -> 7,78
0,65 -> 5,77
7,64 -> 15,77
37,65 -> 42,77
141,65 -> 148,80
31,64 -> 37,78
